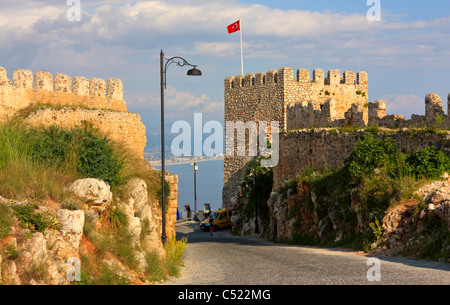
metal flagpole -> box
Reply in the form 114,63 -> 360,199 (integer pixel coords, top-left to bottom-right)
240,17 -> 244,76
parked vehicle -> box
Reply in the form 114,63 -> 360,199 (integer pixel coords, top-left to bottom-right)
200,208 -> 232,231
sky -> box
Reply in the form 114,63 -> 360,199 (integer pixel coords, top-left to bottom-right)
1,0 -> 449,149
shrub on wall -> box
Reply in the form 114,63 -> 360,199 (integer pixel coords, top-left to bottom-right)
407,146 -> 450,179
77,131 -> 123,187
0,122 -> 124,200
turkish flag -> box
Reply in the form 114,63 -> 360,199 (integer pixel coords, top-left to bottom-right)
227,20 -> 240,34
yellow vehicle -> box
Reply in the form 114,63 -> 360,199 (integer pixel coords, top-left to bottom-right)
200,208 -> 232,231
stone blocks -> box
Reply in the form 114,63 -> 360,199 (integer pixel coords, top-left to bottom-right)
54,73 -> 72,92
0,67 -> 127,113
13,69 -> 33,89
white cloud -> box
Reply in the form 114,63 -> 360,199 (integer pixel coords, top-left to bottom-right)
192,42 -> 242,57
1,0 -> 449,69
126,86 -> 223,121
1,0 -> 450,137
381,94 -> 425,118
0,1 -> 63,28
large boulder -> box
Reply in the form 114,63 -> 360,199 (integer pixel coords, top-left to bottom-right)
69,178 -> 112,212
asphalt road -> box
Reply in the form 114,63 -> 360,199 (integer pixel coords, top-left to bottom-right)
167,221 -> 450,285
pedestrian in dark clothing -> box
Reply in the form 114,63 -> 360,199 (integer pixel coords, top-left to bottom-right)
209,215 -> 214,236
185,205 -> 191,220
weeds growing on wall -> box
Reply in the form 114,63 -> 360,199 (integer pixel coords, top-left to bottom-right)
240,156 -> 274,224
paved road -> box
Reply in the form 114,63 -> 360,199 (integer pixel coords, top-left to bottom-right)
167,221 -> 450,285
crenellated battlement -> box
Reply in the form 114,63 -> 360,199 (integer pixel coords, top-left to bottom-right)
0,67 -> 127,120
224,67 -> 369,133
224,68 -> 368,89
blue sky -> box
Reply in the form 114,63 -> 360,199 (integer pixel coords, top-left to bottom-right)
1,0 -> 449,149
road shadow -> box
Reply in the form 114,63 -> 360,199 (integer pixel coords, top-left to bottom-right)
370,254 -> 450,273
175,221 -> 274,247
175,221 -> 450,274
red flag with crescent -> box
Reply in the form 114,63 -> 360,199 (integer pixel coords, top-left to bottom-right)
227,20 -> 240,34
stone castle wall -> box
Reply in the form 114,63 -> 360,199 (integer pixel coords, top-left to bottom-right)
274,92 -> 450,190
225,68 -> 368,129
25,107 -> 147,158
0,67 -> 127,121
223,67 -> 368,207
368,93 -> 450,129
0,67 -> 147,158
288,93 -> 450,130
224,65 -> 450,209
273,129 -> 450,190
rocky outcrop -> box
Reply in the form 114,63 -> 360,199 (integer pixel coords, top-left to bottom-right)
121,178 -> 165,265
0,176 -> 179,285
372,179 -> 450,258
266,176 -> 450,261
68,178 -> 112,213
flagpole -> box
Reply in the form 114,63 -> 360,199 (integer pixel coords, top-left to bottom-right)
240,17 -> 244,76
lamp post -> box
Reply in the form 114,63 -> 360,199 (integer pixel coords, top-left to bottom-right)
160,50 -> 201,244
191,162 -> 198,221
254,161 -> 259,234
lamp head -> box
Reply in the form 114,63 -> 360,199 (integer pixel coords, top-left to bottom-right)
187,67 -> 202,76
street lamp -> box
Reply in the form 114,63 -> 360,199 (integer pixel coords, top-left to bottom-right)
160,50 -> 202,244
191,162 -> 199,221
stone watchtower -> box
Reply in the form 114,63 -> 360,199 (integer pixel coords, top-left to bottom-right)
222,67 -> 368,207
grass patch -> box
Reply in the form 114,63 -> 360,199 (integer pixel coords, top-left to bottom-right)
11,203 -> 61,233
0,202 -> 13,238
0,119 -> 165,205
83,208 -> 138,272
164,237 -> 187,277
145,237 -> 187,282
75,255 -> 130,285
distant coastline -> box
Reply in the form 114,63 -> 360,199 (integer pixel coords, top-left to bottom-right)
148,156 -> 224,167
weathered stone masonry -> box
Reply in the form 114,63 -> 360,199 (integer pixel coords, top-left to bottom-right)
0,67 -> 127,118
0,67 -> 146,158
223,65 -> 450,208
223,67 -> 368,207
274,129 -> 450,191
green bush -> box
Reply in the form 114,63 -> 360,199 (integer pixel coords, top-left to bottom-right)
28,126 -> 123,187
157,178 -> 171,210
0,122 -> 124,201
11,203 -> 61,233
6,244 -> 19,260
407,146 -> 450,179
77,131 -> 123,187
344,135 -> 402,181
27,126 -> 78,165
241,157 -> 274,221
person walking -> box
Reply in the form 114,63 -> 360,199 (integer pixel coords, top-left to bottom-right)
209,215 -> 214,236
185,204 -> 191,220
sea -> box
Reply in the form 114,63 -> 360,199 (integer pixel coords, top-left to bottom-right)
153,159 -> 224,214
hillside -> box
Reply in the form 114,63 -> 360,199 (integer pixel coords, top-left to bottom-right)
0,68 -> 182,285
0,120 -> 182,285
